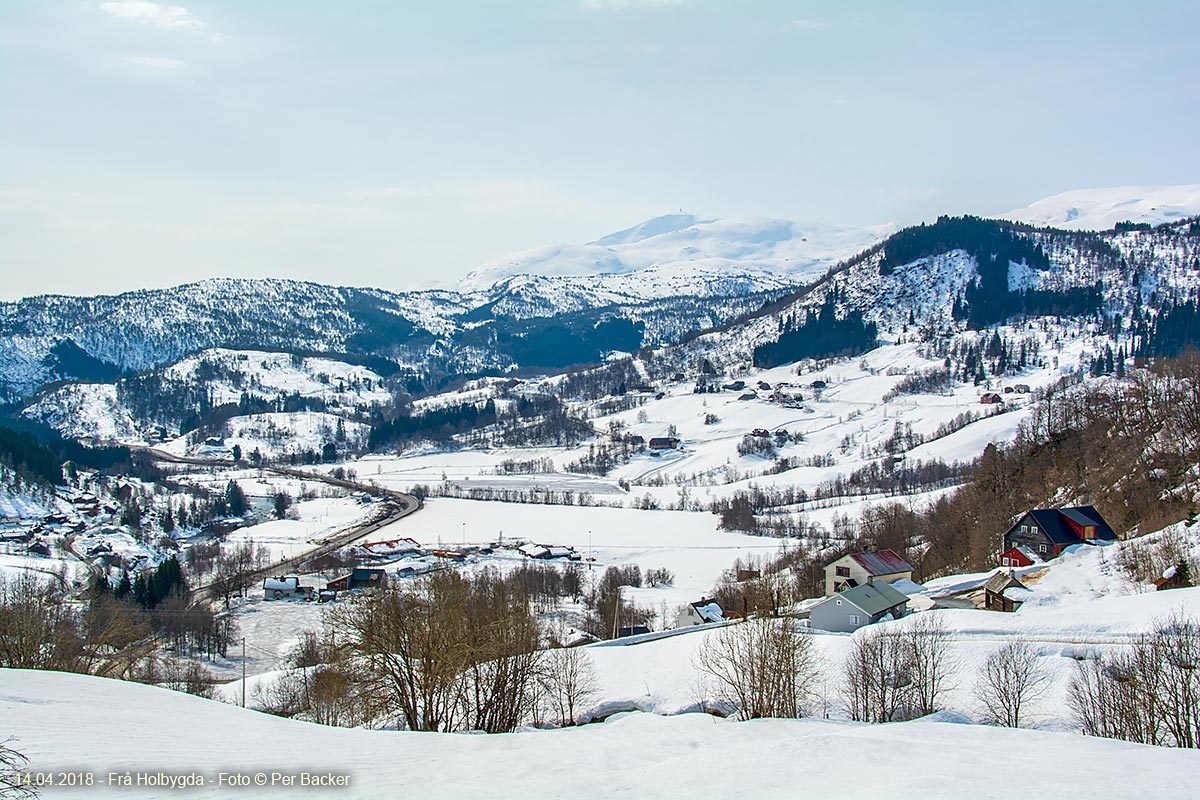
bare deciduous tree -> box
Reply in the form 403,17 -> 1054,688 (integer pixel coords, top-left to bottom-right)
843,626 -> 913,723
1069,611 -> 1200,748
1,737 -> 37,799
694,617 -> 817,720
258,631 -> 373,728
209,540 -> 270,609
0,573 -> 83,671
328,569 -> 543,733
904,613 -> 956,717
539,644 -> 598,727
975,639 -> 1048,728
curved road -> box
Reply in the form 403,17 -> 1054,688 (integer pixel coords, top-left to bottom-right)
127,446 -> 423,603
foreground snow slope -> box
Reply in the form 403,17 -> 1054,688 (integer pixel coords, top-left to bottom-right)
3,669 -> 1197,800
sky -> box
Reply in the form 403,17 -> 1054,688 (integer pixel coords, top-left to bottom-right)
1,0 -> 1198,301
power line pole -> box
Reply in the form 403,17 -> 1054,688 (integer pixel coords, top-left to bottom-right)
241,637 -> 247,708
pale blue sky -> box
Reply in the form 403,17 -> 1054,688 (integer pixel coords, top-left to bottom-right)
2,0 -> 1197,299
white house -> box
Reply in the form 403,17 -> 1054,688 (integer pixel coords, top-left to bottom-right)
675,599 -> 725,629
824,549 -> 914,597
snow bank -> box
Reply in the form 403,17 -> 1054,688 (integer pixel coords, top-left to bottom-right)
3,668 -> 1197,800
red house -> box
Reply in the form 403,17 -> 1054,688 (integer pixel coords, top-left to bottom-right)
999,545 -> 1043,568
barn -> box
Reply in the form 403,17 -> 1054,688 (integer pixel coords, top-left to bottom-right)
326,568 -> 388,592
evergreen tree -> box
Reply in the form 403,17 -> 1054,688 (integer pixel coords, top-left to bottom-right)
224,480 -> 248,517
150,556 -> 186,605
132,571 -> 150,607
114,570 -> 132,600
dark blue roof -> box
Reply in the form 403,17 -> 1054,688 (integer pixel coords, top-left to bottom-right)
1018,506 -> 1117,545
351,567 -> 387,580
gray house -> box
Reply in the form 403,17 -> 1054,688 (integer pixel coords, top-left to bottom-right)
809,582 -> 909,633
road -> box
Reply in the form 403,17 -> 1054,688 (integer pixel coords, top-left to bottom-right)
128,446 -> 422,603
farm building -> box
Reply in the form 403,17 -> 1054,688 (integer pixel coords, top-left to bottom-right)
1154,564 -> 1192,591
1001,506 -> 1118,561
263,576 -> 313,601
984,571 -> 1031,612
357,538 -> 423,559
518,543 -> 579,560
648,437 -> 680,450
326,568 -> 388,592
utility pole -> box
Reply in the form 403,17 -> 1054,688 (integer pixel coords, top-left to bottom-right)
241,637 -> 247,708
612,585 -> 621,639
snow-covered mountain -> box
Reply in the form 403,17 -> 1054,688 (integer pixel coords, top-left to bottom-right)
665,212 -> 1200,375
460,214 -> 891,290
1001,184 -> 1200,231
0,216 -> 892,403
3,189 -> 1198,411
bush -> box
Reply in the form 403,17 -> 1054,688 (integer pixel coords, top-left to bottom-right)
645,567 -> 674,587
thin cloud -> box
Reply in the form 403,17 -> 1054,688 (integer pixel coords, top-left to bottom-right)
784,18 -> 830,32
99,1 -> 221,40
121,54 -> 189,71
581,0 -> 691,11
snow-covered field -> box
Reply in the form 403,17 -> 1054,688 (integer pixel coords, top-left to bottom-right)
364,496 -> 780,612
3,666 -> 1197,800
224,497 -> 369,562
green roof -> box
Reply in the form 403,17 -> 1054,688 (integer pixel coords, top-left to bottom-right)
834,582 -> 909,616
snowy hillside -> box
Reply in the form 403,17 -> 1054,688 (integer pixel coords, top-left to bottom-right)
21,348 -> 391,447
669,215 -> 1200,375
461,215 -> 891,290
162,349 -> 393,409
22,383 -> 141,442
3,667 -> 1196,800
1002,184 -> 1200,231
162,411 -> 371,460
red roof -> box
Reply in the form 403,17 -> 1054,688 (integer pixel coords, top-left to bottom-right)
848,549 -> 914,576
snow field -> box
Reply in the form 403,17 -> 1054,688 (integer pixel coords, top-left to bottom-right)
363,497 -> 777,614
3,667 -> 1198,800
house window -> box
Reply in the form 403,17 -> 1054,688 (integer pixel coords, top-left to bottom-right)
836,599 -> 842,606
1001,557 -> 1010,567
835,566 -> 851,577
1038,544 -> 1047,553
849,614 -> 860,625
